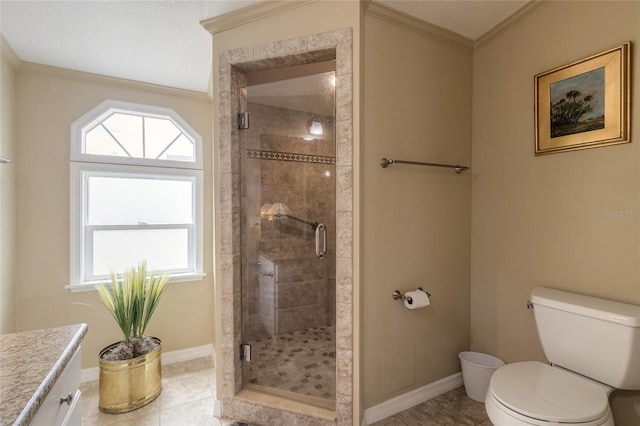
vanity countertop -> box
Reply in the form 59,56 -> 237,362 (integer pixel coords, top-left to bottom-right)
0,323 -> 88,425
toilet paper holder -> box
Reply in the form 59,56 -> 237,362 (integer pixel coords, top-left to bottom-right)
392,287 -> 431,303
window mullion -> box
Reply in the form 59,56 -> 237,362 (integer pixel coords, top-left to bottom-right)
155,133 -> 182,160
100,123 -> 132,157
88,224 -> 190,231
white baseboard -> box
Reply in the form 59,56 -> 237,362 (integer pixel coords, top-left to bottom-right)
162,343 -> 214,366
363,372 -> 463,425
81,343 -> 215,383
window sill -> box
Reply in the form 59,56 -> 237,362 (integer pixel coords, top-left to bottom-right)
65,272 -> 207,292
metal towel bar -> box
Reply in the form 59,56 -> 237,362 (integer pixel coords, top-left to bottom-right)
380,158 -> 469,174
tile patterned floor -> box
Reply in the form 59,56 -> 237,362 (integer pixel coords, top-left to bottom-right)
81,356 -> 491,425
81,357 -> 232,426
369,386 -> 493,426
246,326 -> 336,401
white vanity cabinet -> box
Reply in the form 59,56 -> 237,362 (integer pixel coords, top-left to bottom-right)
31,348 -> 82,426
0,323 -> 87,426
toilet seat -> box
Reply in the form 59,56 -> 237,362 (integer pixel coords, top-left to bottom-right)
487,361 -> 611,425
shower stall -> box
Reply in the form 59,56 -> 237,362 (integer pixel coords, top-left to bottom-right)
240,66 -> 337,407
215,27 -> 353,424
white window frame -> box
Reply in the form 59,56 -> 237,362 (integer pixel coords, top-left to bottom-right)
71,99 -> 203,170
68,100 -> 204,291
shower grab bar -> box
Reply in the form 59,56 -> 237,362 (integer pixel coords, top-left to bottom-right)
274,212 -> 319,230
315,223 -> 327,259
380,158 -> 470,174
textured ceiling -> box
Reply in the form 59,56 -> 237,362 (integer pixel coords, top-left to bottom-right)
0,0 -> 531,92
0,0 -> 260,92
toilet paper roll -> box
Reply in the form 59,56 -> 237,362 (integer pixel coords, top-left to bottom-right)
404,290 -> 430,310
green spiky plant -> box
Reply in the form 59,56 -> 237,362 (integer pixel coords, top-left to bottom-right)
96,261 -> 169,360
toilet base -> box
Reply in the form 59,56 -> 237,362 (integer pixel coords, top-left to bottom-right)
485,392 -> 614,426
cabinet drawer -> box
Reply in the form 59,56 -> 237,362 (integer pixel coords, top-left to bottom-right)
31,347 -> 82,426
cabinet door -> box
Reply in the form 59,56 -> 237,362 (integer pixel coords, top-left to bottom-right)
31,348 -> 81,426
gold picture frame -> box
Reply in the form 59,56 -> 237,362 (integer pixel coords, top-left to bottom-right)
535,42 -> 630,155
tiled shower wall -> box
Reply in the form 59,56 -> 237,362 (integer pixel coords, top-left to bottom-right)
243,102 -> 336,338
218,28 -> 353,425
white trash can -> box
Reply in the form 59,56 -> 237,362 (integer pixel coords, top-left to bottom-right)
458,351 -> 505,402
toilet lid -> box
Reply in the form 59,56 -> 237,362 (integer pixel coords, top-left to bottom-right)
490,361 -> 609,423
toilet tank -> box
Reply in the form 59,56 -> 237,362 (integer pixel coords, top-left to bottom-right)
530,286 -> 640,389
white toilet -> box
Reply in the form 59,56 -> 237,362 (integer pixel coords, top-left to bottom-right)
485,286 -> 640,426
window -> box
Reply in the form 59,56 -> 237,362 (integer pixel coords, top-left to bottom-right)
69,100 -> 203,290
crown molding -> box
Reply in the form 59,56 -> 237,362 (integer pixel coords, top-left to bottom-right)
17,61 -> 211,102
475,0 -> 549,48
200,0 -> 318,35
1,34 -> 22,69
364,1 -> 473,51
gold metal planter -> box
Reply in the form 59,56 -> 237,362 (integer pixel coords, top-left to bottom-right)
98,338 -> 162,413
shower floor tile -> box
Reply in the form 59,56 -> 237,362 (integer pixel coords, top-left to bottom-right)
246,326 -> 336,401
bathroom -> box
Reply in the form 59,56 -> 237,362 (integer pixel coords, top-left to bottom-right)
1,1 -> 640,425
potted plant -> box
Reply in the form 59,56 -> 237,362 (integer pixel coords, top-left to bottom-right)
96,261 -> 169,413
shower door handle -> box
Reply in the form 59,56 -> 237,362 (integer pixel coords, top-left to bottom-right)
315,223 -> 327,259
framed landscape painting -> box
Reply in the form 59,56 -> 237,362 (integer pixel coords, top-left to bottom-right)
535,42 -> 630,155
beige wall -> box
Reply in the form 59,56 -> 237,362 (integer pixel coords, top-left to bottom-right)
13,64 -> 214,368
0,36 -> 17,334
471,1 -> 640,423
363,12 -> 472,408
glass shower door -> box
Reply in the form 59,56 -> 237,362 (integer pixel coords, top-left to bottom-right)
240,67 -> 337,407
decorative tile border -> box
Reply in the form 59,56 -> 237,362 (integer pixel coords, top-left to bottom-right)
247,149 -> 335,165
